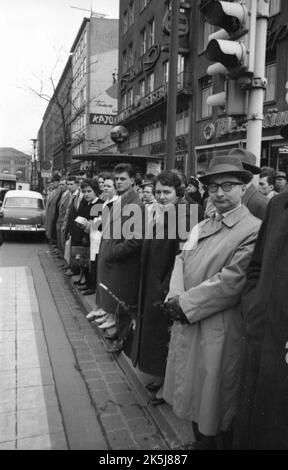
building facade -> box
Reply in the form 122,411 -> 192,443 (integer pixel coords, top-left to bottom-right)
115,0 -> 193,175
70,17 -> 119,174
0,148 -> 31,182
115,0 -> 288,175
37,58 -> 72,174
194,0 -> 288,174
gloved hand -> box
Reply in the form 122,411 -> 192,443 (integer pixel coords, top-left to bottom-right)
164,296 -> 189,324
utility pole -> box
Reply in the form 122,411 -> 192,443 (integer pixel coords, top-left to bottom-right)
166,0 -> 180,170
246,0 -> 270,166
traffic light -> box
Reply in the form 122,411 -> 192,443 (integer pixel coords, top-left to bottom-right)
200,0 -> 257,118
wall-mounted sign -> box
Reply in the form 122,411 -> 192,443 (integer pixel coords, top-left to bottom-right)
208,110 -> 288,140
120,44 -> 161,91
162,10 -> 190,37
110,125 -> 129,144
41,161 -> 52,170
90,114 -> 115,125
203,123 -> 215,141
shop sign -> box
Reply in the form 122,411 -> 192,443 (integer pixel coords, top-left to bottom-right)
120,44 -> 161,91
162,10 -> 190,37
115,82 -> 169,125
110,125 -> 129,144
203,123 -> 215,141
208,111 -> 288,139
90,114 -> 115,125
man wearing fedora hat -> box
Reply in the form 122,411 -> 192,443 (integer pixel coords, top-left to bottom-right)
162,155 -> 261,450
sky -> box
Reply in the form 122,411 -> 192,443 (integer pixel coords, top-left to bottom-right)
0,0 -> 119,155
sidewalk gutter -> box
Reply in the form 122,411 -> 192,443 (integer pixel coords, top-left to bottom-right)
66,274 -> 193,449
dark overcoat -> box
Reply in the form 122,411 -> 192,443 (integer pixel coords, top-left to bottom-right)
131,200 -> 202,377
234,192 -> 288,449
97,188 -> 143,345
242,183 -> 268,220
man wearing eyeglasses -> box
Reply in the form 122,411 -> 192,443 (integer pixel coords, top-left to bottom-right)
162,155 -> 261,450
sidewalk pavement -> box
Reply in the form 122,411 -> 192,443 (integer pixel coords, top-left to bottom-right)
0,266 -> 67,450
43,251 -> 193,449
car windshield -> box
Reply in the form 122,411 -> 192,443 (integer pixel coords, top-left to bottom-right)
4,197 -> 43,209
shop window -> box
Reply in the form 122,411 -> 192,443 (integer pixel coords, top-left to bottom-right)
200,77 -> 213,119
270,0 -> 281,16
265,63 -> 277,102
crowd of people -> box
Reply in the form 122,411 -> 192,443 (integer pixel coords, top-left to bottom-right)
44,150 -> 288,450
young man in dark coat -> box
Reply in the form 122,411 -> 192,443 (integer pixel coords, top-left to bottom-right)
97,163 -> 143,353
234,191 -> 288,449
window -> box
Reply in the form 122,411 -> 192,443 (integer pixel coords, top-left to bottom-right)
269,0 -> 281,16
128,43 -> 133,68
141,122 -> 161,145
127,131 -> 139,149
265,63 -> 277,102
129,1 -> 134,27
139,79 -> 145,98
122,93 -> 127,110
123,10 -> 128,34
127,88 -> 134,107
140,28 -> 147,56
141,0 -> 149,12
147,72 -> 154,93
178,55 -> 184,74
163,61 -> 169,83
202,21 -> 214,52
122,50 -> 127,72
200,78 -> 213,119
148,19 -> 155,49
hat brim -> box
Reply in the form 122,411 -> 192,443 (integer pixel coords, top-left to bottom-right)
242,162 -> 261,175
199,169 -> 254,186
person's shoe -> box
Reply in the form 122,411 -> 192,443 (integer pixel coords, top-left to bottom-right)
64,269 -> 74,277
105,340 -> 123,353
104,331 -> 119,341
93,308 -> 107,318
86,310 -> 98,320
73,279 -> 83,285
94,314 -> 109,324
81,289 -> 95,296
98,317 -> 116,329
149,396 -> 165,406
145,381 -> 162,393
78,284 -> 88,291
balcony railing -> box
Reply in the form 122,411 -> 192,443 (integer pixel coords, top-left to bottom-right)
115,72 -> 189,125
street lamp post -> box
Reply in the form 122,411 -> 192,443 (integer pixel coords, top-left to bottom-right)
30,139 -> 38,191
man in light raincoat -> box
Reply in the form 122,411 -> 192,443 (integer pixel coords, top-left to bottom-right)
163,155 -> 261,449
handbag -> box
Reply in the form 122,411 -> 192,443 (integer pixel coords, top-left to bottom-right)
71,245 -> 89,268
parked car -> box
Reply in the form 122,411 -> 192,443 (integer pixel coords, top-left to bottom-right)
0,190 -> 46,236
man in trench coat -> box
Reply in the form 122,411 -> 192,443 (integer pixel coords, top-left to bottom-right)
162,156 -> 261,449
233,189 -> 288,449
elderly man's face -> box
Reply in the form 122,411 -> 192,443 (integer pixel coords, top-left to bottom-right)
209,174 -> 246,214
